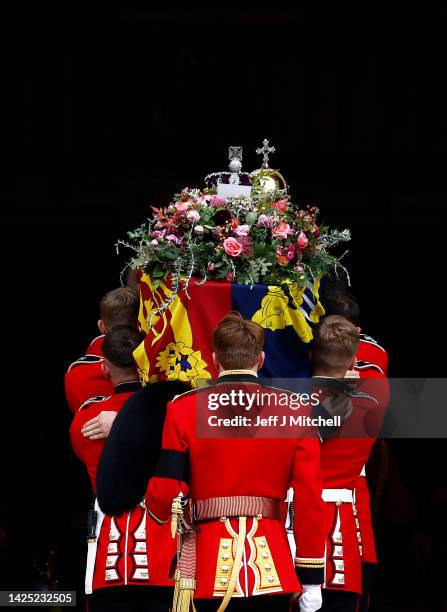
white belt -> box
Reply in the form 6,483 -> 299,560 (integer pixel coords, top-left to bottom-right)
322,488 -> 353,504
85,499 -> 105,595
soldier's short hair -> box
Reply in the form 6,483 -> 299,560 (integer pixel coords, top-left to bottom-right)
102,325 -> 145,370
99,287 -> 139,329
322,290 -> 360,326
212,311 -> 264,370
312,315 -> 359,372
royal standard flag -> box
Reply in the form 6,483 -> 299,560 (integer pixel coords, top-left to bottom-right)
134,273 -> 325,386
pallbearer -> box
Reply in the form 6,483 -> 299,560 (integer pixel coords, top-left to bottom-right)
65,287 -> 140,413
70,326 -> 176,612
146,312 -> 326,612
319,288 -> 389,609
311,316 -> 389,612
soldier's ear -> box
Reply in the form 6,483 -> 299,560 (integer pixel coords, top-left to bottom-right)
356,326 -> 361,334
101,361 -> 112,380
98,319 -> 107,334
258,351 -> 265,370
212,352 -> 219,372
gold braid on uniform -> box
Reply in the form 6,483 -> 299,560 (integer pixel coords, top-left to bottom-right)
171,496 -> 197,612
216,517 -> 247,612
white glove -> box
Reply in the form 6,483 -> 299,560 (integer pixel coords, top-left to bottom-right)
299,584 -> 322,612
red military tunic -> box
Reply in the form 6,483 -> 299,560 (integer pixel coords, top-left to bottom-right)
69,381 -> 175,592
146,372 -> 326,601
354,341 -> 389,568
356,333 -> 388,375
86,334 -> 105,357
65,354 -> 113,414
318,377 -> 389,594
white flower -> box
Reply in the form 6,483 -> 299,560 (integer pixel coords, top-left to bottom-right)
194,225 -> 204,234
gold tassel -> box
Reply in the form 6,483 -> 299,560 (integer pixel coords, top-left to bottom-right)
172,578 -> 197,612
172,569 -> 180,611
171,496 -> 184,538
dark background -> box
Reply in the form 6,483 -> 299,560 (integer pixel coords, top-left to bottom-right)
2,7 -> 446,611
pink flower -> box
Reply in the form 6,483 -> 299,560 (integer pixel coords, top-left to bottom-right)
186,210 -> 200,222
271,199 -> 288,212
226,271 -> 235,282
237,235 -> 253,257
150,239 -> 159,246
223,237 -> 243,257
194,225 -> 204,235
272,221 -> 292,239
175,201 -> 190,211
209,195 -> 225,207
198,195 -> 211,204
234,224 -> 250,237
297,231 -> 308,249
151,229 -> 166,241
286,248 -> 295,260
296,264 -> 304,273
257,214 -> 276,228
208,263 -> 216,272
166,234 -> 180,244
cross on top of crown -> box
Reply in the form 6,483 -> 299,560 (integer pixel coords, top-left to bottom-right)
256,139 -> 276,169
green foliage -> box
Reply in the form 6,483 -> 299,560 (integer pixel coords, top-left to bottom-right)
118,187 -> 351,291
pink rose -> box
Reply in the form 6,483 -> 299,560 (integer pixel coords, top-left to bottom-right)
175,201 -> 190,211
194,225 -> 204,234
223,237 -> 243,257
234,224 -> 250,237
286,248 -> 295,260
296,265 -> 304,273
186,210 -> 200,222
272,221 -> 292,239
297,231 -> 308,248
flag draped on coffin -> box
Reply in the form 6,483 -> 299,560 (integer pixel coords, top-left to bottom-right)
134,273 -> 325,386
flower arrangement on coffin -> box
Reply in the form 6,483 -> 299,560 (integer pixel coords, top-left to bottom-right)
119,186 -> 351,295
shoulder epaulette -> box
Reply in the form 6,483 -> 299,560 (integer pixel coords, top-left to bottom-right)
78,395 -> 111,411
359,334 -> 386,353
355,360 -> 384,374
89,334 -> 105,344
170,385 -> 211,403
68,354 -> 103,372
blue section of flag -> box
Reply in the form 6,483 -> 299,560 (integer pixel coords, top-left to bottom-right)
231,283 -> 312,378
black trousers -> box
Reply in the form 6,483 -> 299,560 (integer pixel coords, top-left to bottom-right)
89,585 -> 173,612
321,589 -> 359,612
358,562 -> 376,612
196,594 -> 292,611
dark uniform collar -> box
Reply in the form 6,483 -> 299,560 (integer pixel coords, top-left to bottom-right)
114,380 -> 141,395
217,369 -> 260,385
